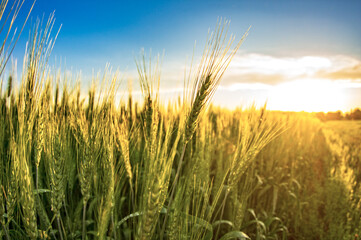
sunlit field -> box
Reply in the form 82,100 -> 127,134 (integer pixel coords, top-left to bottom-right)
0,1 -> 361,240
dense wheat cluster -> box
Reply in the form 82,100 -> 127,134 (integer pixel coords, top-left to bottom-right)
0,1 -> 360,240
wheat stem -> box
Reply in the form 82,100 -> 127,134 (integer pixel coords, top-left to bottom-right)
112,213 -> 117,240
57,216 -> 64,240
160,143 -> 186,240
214,190 -> 230,239
35,166 -> 38,190
82,201 -> 87,240
1,224 -> 10,240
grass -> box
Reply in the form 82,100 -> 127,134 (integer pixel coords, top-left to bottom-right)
0,2 -> 360,240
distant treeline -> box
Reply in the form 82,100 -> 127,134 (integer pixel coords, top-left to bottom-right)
315,108 -> 361,121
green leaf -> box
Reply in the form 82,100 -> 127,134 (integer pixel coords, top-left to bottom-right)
242,219 -> 266,233
212,220 -> 234,229
219,231 -> 250,240
247,209 -> 257,219
264,216 -> 282,229
116,211 -> 143,229
34,189 -> 51,194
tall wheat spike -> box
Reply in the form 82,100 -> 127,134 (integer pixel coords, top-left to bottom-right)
97,132 -> 115,239
134,53 -> 185,240
0,3 -> 37,237
97,71 -> 119,239
184,21 -> 249,143
6,13 -> 59,239
70,110 -> 94,240
35,90 -> 47,189
10,132 -> 38,239
115,114 -> 133,194
50,128 -> 66,240
163,22 -> 249,236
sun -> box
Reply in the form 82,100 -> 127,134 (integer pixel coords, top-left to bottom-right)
267,79 -> 347,112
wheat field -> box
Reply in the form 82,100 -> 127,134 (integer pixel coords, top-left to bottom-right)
0,1 -> 360,240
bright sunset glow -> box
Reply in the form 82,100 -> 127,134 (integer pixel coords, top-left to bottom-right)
267,79 -> 346,112
215,54 -> 361,112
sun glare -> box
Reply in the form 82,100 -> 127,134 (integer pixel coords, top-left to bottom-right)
267,79 -> 347,112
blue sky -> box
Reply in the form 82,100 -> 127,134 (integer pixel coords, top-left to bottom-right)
10,0 -> 361,111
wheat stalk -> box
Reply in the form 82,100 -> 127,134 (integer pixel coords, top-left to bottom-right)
162,22 -> 249,237
98,134 -> 115,239
115,114 -> 134,197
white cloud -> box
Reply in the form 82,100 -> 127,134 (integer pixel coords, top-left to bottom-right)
228,54 -> 331,76
223,53 -> 361,86
219,82 -> 271,91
